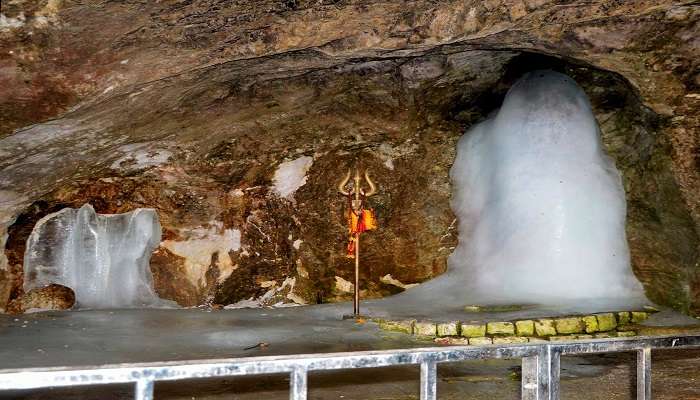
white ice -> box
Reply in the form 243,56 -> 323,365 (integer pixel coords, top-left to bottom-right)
363,70 -> 649,317
272,156 -> 313,199
23,204 -> 174,309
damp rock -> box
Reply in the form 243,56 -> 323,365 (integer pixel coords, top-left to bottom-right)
6,284 -> 75,314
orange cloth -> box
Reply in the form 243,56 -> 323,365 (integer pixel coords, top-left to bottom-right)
346,208 -> 377,257
348,209 -> 377,234
346,237 -> 356,258
363,209 -> 377,230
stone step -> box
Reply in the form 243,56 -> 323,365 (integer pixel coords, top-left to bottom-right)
373,310 -> 651,340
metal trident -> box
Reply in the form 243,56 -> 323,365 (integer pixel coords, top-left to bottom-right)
338,166 -> 377,316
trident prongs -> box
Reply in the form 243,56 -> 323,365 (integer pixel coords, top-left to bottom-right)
337,169 -> 352,196
363,170 -> 376,197
338,168 -> 377,203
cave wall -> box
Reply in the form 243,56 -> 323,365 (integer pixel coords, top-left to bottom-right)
0,0 -> 698,314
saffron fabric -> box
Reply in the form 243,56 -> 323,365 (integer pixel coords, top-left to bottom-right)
346,208 -> 377,258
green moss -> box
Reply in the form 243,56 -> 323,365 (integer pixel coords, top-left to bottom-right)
486,322 -> 515,336
631,311 -> 648,323
617,312 -> 631,326
515,320 -> 535,336
534,320 -> 556,336
464,304 -> 536,312
554,317 -> 584,334
596,313 -> 617,331
460,323 -> 487,338
582,315 -> 599,333
378,319 -> 415,334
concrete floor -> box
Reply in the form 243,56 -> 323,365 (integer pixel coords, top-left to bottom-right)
1,307 -> 699,399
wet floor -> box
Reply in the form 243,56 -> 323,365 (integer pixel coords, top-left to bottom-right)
1,308 -> 699,399
0,308 -> 424,369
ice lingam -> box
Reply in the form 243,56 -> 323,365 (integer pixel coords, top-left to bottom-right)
23,204 -> 171,309
366,70 -> 649,317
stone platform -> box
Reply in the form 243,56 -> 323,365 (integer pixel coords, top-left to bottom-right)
372,308 -> 656,345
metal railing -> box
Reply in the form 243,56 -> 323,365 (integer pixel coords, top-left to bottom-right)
0,335 -> 698,400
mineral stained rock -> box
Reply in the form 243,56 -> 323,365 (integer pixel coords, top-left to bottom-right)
23,204 -> 169,309
0,1 -> 698,314
6,284 -> 75,314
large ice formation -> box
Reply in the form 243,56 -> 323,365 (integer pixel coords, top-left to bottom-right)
364,70 -> 648,316
449,70 -> 647,303
23,204 -> 171,309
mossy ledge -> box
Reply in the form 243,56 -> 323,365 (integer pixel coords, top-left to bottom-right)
372,310 -> 654,343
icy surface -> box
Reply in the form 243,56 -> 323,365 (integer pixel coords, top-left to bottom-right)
363,71 -> 649,317
23,204 -> 172,309
272,156 -> 313,199
0,306 -> 693,370
0,307 -> 420,369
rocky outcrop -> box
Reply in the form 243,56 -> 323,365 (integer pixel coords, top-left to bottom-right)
5,284 -> 75,314
0,1 -> 698,313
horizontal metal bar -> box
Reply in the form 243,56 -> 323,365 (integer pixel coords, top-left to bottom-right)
554,335 -> 700,355
0,335 -> 697,392
0,344 -> 540,390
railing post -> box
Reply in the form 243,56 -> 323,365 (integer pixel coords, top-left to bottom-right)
522,355 -> 539,400
290,367 -> 308,400
420,360 -> 437,400
535,345 -> 560,400
134,379 -> 154,400
637,347 -> 651,400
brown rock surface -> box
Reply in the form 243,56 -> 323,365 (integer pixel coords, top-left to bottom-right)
5,284 -> 75,314
0,1 -> 698,313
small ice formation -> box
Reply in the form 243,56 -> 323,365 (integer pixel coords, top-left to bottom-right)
23,204 -> 172,309
161,222 -> 241,288
272,156 -> 313,199
365,70 -> 648,316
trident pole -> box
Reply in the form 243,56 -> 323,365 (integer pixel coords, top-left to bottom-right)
352,168 -> 362,316
354,231 -> 360,315
338,165 -> 377,317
